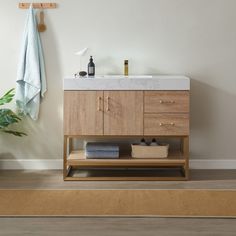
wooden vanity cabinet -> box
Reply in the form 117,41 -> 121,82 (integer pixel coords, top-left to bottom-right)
63,90 -> 190,181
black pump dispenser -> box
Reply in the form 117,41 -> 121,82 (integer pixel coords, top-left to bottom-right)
88,56 -> 95,76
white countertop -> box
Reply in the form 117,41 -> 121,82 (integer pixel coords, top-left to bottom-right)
63,75 -> 190,90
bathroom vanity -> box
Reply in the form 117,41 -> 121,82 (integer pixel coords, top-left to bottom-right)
63,76 -> 190,180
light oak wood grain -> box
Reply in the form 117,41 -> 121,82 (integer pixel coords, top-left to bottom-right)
63,90 -> 189,180
18,3 -> 57,9
144,113 -> 189,136
67,150 -> 185,167
144,91 -> 189,113
183,136 -> 190,179
104,91 -> 143,135
64,91 -> 104,135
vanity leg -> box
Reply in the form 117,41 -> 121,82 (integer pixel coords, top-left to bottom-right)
63,136 -> 69,180
69,138 -> 73,153
182,136 -> 189,180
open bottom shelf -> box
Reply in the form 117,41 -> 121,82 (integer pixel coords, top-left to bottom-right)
65,150 -> 188,180
67,150 -> 186,167
65,167 -> 187,181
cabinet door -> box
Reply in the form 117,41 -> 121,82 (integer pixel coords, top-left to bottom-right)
104,91 -> 143,135
64,91 -> 103,135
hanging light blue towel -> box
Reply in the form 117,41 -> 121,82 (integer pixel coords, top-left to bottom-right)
16,4 -> 46,120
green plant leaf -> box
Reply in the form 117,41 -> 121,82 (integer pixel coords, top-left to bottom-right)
2,130 -> 27,137
0,88 -> 26,137
0,88 -> 15,106
0,109 -> 21,129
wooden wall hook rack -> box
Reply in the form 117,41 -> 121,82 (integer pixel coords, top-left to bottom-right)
19,3 -> 57,9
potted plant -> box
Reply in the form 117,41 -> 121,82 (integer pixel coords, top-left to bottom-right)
0,88 -> 26,136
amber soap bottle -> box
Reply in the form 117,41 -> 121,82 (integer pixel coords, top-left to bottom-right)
124,60 -> 128,76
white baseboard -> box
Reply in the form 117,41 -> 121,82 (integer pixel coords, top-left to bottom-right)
0,159 -> 63,170
0,159 -> 236,170
190,159 -> 236,169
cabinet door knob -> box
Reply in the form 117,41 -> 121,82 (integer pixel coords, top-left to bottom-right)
106,96 -> 110,111
97,96 -> 102,111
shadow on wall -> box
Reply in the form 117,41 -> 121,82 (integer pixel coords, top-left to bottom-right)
0,11 -> 63,161
190,78 -> 216,131
190,78 -> 236,160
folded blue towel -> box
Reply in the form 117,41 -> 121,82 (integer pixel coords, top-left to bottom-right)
86,142 -> 119,152
86,150 -> 119,159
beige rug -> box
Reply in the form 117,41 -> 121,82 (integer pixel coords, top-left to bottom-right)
0,189 -> 235,217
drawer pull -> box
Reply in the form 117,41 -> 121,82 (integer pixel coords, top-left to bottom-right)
97,96 -> 102,111
159,122 -> 175,126
159,100 -> 175,104
106,96 -> 110,111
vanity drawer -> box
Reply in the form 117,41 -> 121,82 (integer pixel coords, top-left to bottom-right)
144,113 -> 189,136
144,91 -> 189,113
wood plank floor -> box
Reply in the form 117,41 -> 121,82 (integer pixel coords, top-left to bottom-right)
0,169 -> 236,189
0,218 -> 235,236
0,170 -> 235,234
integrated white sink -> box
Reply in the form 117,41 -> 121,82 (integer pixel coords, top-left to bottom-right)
63,75 -> 190,91
95,75 -> 153,79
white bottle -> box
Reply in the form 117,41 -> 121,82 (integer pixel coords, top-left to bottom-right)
140,138 -> 147,146
150,138 -> 158,146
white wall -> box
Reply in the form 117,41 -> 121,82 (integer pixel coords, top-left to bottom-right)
1,0 -> 236,166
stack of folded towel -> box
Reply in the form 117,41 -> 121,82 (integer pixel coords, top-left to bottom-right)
85,142 -> 119,159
